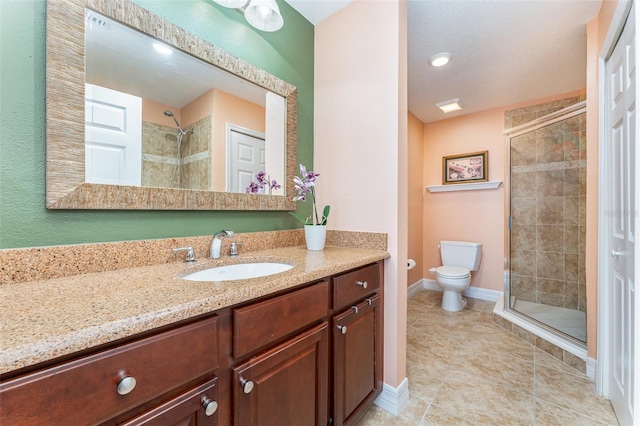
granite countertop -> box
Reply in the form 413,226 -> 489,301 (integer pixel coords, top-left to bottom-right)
0,245 -> 389,375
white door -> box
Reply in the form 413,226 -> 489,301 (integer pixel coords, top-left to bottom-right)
85,83 -> 142,186
605,4 -> 636,425
227,126 -> 266,193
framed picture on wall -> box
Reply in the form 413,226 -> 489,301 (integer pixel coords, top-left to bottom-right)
442,151 -> 488,184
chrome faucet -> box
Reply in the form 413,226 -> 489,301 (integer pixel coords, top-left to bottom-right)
173,246 -> 196,263
211,230 -> 234,259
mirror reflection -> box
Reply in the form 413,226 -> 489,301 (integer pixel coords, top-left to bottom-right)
85,10 -> 285,194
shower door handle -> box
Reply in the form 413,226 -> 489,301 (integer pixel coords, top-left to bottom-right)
611,250 -> 624,257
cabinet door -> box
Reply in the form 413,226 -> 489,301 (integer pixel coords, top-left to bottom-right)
332,294 -> 382,426
122,378 -> 218,426
233,323 -> 328,426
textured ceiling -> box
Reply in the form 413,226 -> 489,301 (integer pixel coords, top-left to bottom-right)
285,0 -> 602,123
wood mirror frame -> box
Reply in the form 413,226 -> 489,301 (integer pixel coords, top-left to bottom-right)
45,0 -> 296,210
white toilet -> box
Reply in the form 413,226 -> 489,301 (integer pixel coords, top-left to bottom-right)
429,241 -> 482,312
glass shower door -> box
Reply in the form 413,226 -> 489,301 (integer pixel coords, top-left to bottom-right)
506,104 -> 587,344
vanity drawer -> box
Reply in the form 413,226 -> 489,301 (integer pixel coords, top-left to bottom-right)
333,263 -> 381,310
0,316 -> 218,425
233,280 -> 329,358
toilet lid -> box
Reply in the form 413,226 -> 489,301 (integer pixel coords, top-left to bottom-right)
436,266 -> 470,278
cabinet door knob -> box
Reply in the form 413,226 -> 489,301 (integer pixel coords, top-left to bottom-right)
356,280 -> 368,289
202,397 -> 218,416
240,378 -> 255,394
337,325 -> 347,334
116,375 -> 136,395
611,250 -> 624,257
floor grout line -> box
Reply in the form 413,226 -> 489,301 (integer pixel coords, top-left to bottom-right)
358,290 -> 618,425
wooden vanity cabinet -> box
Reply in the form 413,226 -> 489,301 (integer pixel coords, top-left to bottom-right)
0,316 -> 221,426
233,324 -> 329,426
331,263 -> 384,426
1,261 -> 384,425
231,280 -> 330,426
230,262 -> 384,426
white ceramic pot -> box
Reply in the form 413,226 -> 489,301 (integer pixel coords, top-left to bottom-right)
304,225 -> 327,251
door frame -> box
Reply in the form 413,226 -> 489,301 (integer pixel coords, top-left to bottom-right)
596,0 -> 637,414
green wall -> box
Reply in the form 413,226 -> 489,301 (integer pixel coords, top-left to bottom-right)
0,0 -> 314,249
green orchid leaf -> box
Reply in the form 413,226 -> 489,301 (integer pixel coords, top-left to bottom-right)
320,205 -> 330,225
289,211 -> 310,225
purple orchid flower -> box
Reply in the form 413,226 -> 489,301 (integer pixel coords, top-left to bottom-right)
290,164 -> 330,225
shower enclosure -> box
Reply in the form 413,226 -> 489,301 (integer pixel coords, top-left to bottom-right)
505,100 -> 587,345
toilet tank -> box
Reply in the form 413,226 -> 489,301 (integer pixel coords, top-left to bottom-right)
439,241 -> 482,271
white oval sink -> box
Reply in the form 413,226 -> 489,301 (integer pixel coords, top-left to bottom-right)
181,262 -> 294,282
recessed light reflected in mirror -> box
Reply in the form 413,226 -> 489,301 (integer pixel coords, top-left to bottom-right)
429,52 -> 452,67
153,42 -> 173,55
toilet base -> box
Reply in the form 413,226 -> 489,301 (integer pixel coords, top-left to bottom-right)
441,290 -> 466,312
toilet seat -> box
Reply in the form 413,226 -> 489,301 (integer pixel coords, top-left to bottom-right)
435,266 -> 470,279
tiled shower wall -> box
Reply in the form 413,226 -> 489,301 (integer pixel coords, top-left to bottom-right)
506,95 -> 587,313
141,115 -> 211,189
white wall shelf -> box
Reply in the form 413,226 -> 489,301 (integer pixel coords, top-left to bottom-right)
426,181 -> 503,193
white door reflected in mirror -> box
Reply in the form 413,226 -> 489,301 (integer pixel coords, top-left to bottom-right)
227,127 -> 266,193
85,84 -> 142,186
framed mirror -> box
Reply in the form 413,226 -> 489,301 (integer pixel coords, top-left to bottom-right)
46,0 -> 297,210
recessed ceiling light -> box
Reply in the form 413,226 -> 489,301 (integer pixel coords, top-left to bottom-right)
436,98 -> 462,113
428,52 -> 452,67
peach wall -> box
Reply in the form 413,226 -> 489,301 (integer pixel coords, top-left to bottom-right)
182,89 -> 215,127
143,91 -> 265,192
422,90 -> 586,293
212,90 -> 265,191
315,0 -> 408,390
142,99 -> 178,126
408,112 -> 424,286
423,109 -> 506,291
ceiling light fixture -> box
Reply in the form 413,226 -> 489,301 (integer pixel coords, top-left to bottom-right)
213,0 -> 247,7
436,98 -> 462,113
211,0 -> 283,32
428,52 -> 452,67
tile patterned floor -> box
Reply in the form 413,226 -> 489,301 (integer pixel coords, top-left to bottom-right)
356,290 -> 619,426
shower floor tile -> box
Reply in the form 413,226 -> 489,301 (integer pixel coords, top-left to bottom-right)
513,299 -> 586,341
355,290 -> 617,426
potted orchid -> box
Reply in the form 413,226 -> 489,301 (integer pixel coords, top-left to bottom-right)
290,164 -> 330,250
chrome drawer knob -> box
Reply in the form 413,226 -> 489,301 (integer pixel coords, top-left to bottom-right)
116,375 -> 136,395
202,398 -> 218,416
356,280 -> 368,289
240,378 -> 254,394
337,325 -> 347,334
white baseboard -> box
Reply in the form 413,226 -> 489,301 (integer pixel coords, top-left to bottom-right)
407,279 -> 425,298
373,377 -> 409,416
409,278 -> 501,302
422,279 -> 440,292
586,357 -> 597,380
